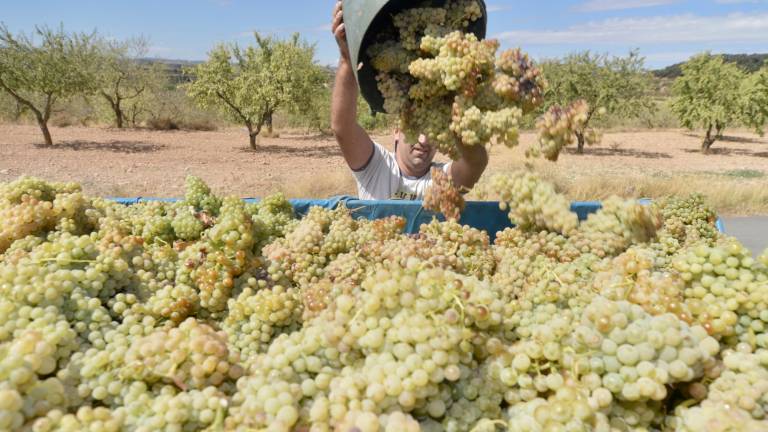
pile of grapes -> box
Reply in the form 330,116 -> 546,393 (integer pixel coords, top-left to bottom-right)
1,174 -> 767,431
367,0 -> 589,161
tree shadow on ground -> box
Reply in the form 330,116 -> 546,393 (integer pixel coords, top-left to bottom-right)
565,147 -> 673,159
35,140 -> 167,154
683,147 -> 768,157
274,132 -> 335,141
683,133 -> 766,145
238,143 -> 342,158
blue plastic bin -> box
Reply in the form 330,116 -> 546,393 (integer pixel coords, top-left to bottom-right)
109,196 -> 725,242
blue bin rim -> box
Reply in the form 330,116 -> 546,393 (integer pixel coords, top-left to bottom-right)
105,195 -> 726,234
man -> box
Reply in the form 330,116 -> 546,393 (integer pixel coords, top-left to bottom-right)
330,1 -> 488,201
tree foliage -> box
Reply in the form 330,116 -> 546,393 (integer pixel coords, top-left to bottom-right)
95,37 -> 166,129
185,33 -> 326,149
541,50 -> 653,153
671,53 -> 748,153
0,24 -> 99,145
655,53 -> 768,79
740,61 -> 768,137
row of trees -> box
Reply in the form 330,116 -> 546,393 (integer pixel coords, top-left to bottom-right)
1,23 -> 767,153
538,51 -> 768,154
0,24 -> 327,148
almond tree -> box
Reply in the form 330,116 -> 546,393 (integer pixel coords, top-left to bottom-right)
96,37 -> 165,129
541,51 -> 653,154
185,33 -> 326,149
0,24 -> 99,145
671,53 -> 746,153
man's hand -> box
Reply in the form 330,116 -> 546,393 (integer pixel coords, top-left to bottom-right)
450,141 -> 489,192
332,1 -> 351,64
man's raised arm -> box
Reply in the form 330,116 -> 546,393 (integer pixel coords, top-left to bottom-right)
331,0 -> 374,171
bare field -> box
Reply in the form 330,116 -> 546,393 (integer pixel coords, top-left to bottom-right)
1,123 -> 766,215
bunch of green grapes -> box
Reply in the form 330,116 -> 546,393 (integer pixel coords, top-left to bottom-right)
121,385 -> 229,431
183,175 -> 221,215
0,178 -> 101,252
656,193 -> 720,247
530,100 -> 600,162
488,171 -> 579,235
358,220 -> 495,280
568,196 -> 663,258
672,239 -> 763,340
171,206 -> 206,241
668,349 -> 768,430
423,168 -> 466,221
494,48 -> 547,111
494,228 -> 579,263
263,210 -> 330,286
494,385 -> 610,431
222,285 -> 301,364
592,247 -> 690,320
28,405 -> 126,432
122,317 -> 243,391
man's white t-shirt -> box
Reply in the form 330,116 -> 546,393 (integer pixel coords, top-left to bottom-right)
352,142 -> 450,200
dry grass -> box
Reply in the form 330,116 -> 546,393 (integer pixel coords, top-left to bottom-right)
550,173 -> 767,216
275,170 -> 357,199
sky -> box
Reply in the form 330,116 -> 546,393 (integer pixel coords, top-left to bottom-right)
2,0 -> 768,69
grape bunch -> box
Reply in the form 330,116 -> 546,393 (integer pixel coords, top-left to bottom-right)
530,100 -> 601,161
487,171 -> 579,235
423,168 -> 465,221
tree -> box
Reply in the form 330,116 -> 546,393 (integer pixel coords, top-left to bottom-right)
671,53 -> 746,153
96,37 -> 164,129
185,33 -> 326,149
0,24 -> 99,145
740,61 -> 768,137
0,91 -> 25,122
541,50 -> 653,153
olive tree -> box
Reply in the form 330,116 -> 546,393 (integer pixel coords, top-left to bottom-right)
0,24 -> 99,145
541,50 -> 653,153
96,37 -> 165,129
185,33 -> 326,149
671,54 -> 747,153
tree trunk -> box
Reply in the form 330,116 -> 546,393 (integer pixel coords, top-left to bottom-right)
246,122 -> 260,150
576,131 -> 585,154
114,100 -> 124,129
35,114 -> 53,146
702,125 -> 715,154
266,112 -> 273,135
249,133 -> 257,150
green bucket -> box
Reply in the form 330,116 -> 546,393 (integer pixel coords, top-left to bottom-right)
343,0 -> 488,113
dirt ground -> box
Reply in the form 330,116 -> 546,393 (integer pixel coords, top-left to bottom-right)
1,123 -> 766,209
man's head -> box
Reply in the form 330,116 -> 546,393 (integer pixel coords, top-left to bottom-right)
394,129 -> 438,178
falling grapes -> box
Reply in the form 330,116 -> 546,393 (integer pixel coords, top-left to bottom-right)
423,168 -> 466,221
366,0 -> 546,159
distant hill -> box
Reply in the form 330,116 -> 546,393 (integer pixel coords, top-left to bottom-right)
654,53 -> 768,79
137,58 -> 203,84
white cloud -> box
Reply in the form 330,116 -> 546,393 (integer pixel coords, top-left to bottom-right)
575,0 -> 680,12
495,12 -> 768,45
486,4 -> 513,12
715,0 -> 767,4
